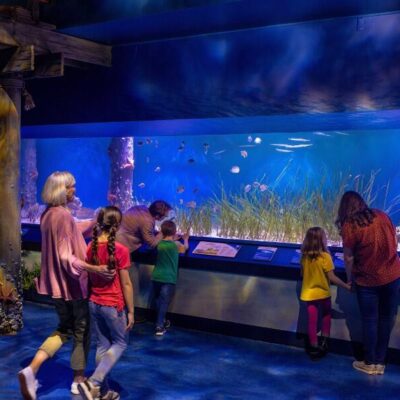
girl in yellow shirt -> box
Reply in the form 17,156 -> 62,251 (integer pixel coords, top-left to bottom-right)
300,227 -> 350,360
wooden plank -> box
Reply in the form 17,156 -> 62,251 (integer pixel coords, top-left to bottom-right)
0,45 -> 34,74
0,6 -> 56,30
0,20 -> 111,67
31,52 -> 64,78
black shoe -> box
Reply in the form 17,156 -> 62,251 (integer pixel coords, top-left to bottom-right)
306,345 -> 324,361
320,336 -> 329,355
155,326 -> 166,336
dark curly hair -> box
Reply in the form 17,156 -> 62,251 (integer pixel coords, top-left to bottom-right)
335,191 -> 376,231
90,206 -> 122,270
149,200 -> 172,219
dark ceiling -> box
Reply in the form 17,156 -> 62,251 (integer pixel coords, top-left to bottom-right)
4,0 -> 400,45
3,0 -> 399,133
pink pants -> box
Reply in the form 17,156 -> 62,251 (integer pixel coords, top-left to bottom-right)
306,297 -> 331,346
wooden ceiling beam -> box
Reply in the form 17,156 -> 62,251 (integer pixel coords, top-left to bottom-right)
0,45 -> 34,74
0,20 -> 111,67
0,6 -> 56,30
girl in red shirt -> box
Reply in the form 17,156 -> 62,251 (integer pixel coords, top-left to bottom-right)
78,206 -> 134,400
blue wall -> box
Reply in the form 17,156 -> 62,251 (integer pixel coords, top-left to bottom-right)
24,12 -> 400,125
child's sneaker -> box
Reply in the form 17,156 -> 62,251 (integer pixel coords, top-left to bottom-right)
78,380 -> 101,400
100,390 -> 120,400
71,381 -> 79,395
164,319 -> 171,329
320,336 -> 329,355
306,345 -> 324,361
155,326 -> 167,336
18,366 -> 38,400
352,360 -> 376,375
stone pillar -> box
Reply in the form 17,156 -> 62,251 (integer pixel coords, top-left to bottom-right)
0,77 -> 24,334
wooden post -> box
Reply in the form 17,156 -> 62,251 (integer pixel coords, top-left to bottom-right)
0,77 -> 24,334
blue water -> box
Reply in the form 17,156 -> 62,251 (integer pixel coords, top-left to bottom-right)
28,128 -> 400,230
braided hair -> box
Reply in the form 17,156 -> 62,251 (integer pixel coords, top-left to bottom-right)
89,206 -> 122,270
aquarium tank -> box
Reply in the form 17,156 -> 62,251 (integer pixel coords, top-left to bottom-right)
20,128 -> 400,245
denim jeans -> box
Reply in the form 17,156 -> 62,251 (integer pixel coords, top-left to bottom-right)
152,282 -> 176,328
89,301 -> 128,392
356,277 -> 400,364
40,298 -> 90,371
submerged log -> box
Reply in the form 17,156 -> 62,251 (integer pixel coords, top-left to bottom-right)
0,78 -> 24,334
108,137 -> 134,212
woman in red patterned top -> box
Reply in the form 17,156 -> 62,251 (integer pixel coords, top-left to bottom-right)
336,191 -> 400,375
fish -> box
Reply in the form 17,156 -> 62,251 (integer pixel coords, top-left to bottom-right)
244,184 -> 252,193
179,199 -> 184,205
145,138 -> 152,144
154,166 -> 161,173
178,141 -> 185,151
107,192 -> 117,202
335,131 -> 349,136
213,149 -> 226,155
203,143 -> 210,154
177,185 -> 185,194
313,131 -> 331,137
137,140 -> 144,146
254,137 -> 262,144
247,135 -> 253,143
288,138 -> 310,142
193,188 -> 199,194
271,143 -> 312,149
138,182 -> 145,189
230,166 -> 240,174
259,184 -> 268,192
276,148 -> 293,153
188,158 -> 195,164
240,150 -> 248,158
252,181 -> 260,188
186,201 -> 197,209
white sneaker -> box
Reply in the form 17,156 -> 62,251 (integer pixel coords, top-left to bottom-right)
18,366 -> 38,400
71,381 -> 79,395
352,360 -> 376,375
375,364 -> 386,375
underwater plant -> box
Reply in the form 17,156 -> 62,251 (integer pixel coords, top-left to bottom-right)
21,261 -> 41,291
173,169 -> 400,245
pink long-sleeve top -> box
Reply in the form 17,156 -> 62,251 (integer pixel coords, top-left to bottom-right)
35,206 -> 89,300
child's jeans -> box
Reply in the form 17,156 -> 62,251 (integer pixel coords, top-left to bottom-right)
152,281 -> 176,328
306,297 -> 331,346
89,301 -> 128,393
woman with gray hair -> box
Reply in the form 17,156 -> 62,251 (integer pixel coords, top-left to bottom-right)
18,171 -> 114,400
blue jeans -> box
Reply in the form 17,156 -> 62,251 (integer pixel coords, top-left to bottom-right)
356,277 -> 400,364
152,282 -> 176,328
89,301 -> 128,392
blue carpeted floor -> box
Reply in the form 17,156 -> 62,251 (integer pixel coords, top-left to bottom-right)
1,302 -> 399,399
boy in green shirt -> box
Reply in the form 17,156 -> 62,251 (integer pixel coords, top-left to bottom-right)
152,220 -> 189,335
